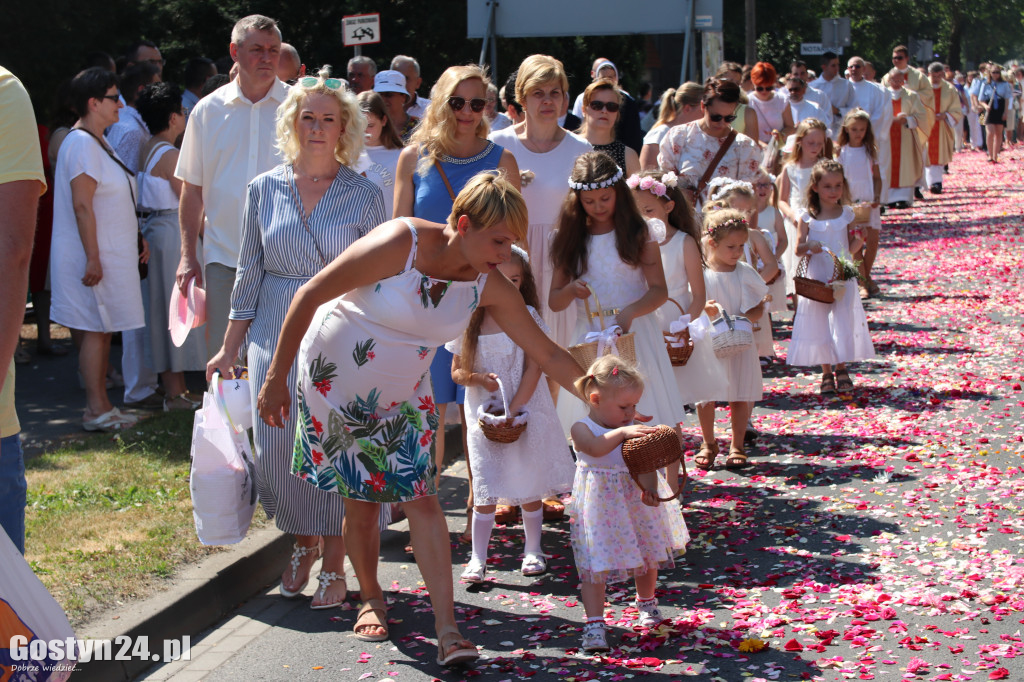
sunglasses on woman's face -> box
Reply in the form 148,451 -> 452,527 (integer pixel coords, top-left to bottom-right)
448,96 -> 486,113
589,100 -> 620,113
755,86 -> 773,92
708,113 -> 737,123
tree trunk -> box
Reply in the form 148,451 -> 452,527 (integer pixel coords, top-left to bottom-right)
946,2 -> 963,70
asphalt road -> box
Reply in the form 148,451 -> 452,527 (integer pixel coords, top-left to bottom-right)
138,148 -> 1024,682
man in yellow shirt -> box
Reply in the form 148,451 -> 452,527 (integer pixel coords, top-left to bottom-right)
0,65 -> 46,554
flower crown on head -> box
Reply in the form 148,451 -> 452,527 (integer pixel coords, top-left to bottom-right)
706,216 -> 748,238
568,164 -> 624,191
625,172 -> 678,198
708,177 -> 755,201
510,244 -> 529,264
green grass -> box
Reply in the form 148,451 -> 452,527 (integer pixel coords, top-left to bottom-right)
24,409 -> 266,627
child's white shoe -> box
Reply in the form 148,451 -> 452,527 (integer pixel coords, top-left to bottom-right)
581,620 -> 610,653
635,596 -> 664,628
460,558 -> 486,583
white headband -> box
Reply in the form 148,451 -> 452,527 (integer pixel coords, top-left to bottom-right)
511,244 -> 529,263
569,164 -> 624,191
708,177 -> 754,200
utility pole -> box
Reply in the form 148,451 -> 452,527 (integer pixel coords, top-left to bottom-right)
745,0 -> 756,65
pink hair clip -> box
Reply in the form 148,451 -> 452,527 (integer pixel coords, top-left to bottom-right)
611,366 -> 619,376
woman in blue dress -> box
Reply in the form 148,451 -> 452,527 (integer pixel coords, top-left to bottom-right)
394,64 -> 520,537
208,75 -> 384,610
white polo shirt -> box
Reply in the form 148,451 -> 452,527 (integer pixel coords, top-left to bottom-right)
175,78 -> 288,269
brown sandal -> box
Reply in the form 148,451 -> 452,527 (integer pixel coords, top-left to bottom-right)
725,446 -> 749,469
820,373 -> 836,395
694,442 -> 719,471
835,368 -> 854,392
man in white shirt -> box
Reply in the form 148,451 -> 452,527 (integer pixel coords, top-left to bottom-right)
787,59 -> 833,134
391,55 -> 430,119
810,51 -> 854,129
175,15 -> 287,359
785,76 -> 828,127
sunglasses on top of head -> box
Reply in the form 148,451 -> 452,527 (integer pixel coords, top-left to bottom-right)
707,112 -> 737,123
589,100 -> 620,113
448,96 -> 487,113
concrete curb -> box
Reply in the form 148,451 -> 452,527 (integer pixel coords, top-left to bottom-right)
69,424 -> 466,682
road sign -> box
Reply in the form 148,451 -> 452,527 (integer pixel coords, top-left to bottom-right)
342,13 -> 381,47
821,17 -> 852,48
801,43 -> 844,56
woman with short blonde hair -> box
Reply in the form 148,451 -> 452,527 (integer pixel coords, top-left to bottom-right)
208,72 -> 385,613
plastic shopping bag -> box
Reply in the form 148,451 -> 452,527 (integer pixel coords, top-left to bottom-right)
189,392 -> 257,545
0,531 -> 75,681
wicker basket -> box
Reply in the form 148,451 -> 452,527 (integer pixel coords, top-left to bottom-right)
794,248 -> 842,304
567,283 -> 637,369
851,202 -> 873,225
477,377 -> 527,443
709,306 -> 754,359
662,298 -> 694,367
621,425 -> 682,502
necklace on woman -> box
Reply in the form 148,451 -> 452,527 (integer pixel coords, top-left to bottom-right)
293,164 -> 338,183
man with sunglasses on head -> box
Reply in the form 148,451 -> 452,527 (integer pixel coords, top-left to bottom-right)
810,51 -> 854,130
175,14 -> 288,361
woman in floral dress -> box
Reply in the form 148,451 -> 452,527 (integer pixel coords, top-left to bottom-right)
257,172 -> 583,666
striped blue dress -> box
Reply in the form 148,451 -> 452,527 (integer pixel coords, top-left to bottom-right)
230,163 -> 385,535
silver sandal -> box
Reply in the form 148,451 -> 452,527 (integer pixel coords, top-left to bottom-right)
279,542 -> 320,598
310,571 -> 347,610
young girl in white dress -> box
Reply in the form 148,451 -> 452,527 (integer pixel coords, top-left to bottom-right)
754,168 -> 789,316
788,159 -> 875,394
447,247 -> 575,582
835,109 -> 882,297
629,170 -> 727,409
549,151 -> 686,436
778,118 -> 832,297
569,356 -> 690,653
695,209 -> 769,471
706,179 -> 779,360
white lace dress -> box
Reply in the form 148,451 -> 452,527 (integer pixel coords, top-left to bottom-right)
787,207 -> 876,366
703,262 -> 769,402
445,307 -> 575,506
653,230 -> 727,404
782,163 -> 813,295
556,231 -> 686,434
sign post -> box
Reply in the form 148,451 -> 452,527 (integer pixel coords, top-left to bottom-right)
342,13 -> 381,57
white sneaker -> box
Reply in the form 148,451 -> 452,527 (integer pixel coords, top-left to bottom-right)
581,621 -> 609,653
635,597 -> 664,628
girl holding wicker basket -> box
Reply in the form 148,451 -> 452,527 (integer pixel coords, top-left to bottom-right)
696,209 -> 769,470
787,159 -> 875,394
549,151 -> 686,437
446,246 -> 575,582
568,356 -> 690,653
628,169 -> 728,408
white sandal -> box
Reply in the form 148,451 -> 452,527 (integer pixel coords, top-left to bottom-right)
521,553 -> 548,576
279,542 -> 320,598
82,408 -> 137,432
310,571 -> 347,610
460,558 -> 486,583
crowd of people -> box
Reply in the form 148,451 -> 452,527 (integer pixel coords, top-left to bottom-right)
3,13 -> 1023,665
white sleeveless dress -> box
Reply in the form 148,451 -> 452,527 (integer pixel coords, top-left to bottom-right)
757,204 -> 789,313
703,262 -> 768,402
653,230 -> 727,404
787,207 -> 876,366
444,307 -> 575,505
556,231 -> 687,434
782,164 -> 813,295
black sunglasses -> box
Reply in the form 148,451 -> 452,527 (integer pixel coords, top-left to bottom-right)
448,96 -> 486,113
755,86 -> 773,92
708,113 -> 738,123
589,100 -> 620,113
99,93 -> 121,102
892,54 -> 907,61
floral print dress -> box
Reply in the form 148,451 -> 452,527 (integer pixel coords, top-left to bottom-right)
292,219 -> 486,503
